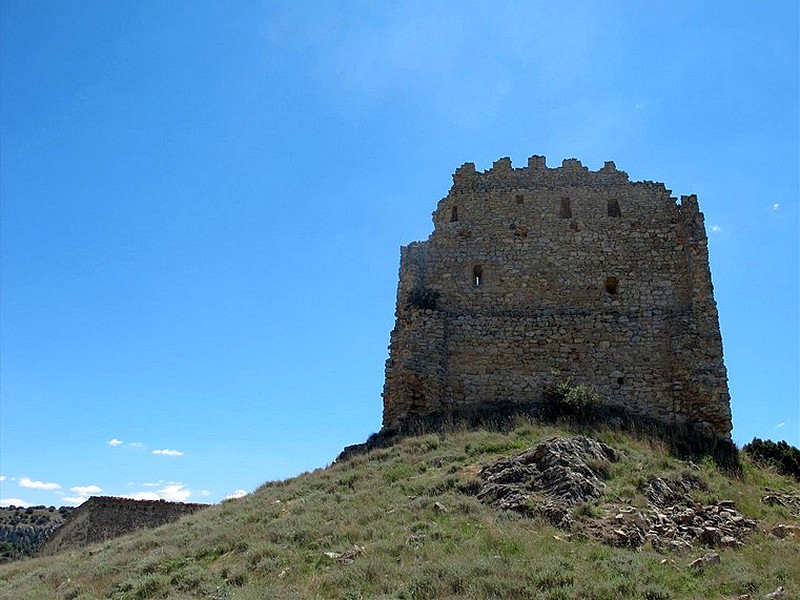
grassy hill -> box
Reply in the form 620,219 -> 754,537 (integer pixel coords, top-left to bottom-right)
0,420 -> 798,600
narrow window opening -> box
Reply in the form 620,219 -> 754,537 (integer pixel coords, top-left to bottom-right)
515,194 -> 524,204
451,205 -> 459,222
559,197 -> 572,219
605,276 -> 619,295
617,377 -> 625,386
607,199 -> 621,217
473,265 -> 483,287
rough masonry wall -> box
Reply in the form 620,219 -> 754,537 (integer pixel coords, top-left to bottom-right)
383,156 -> 732,438
41,496 -> 207,555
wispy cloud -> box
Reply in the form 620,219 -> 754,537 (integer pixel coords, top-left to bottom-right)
61,496 -> 89,506
710,225 -> 722,233
19,477 -> 61,491
225,489 -> 247,500
128,442 -> 144,448
71,484 -> 102,495
0,475 -> 6,482
108,438 -> 124,446
772,203 -> 780,211
152,449 -> 184,457
126,483 -> 193,502
0,498 -> 32,508
775,422 -> 786,428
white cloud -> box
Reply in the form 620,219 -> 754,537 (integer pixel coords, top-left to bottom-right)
61,496 -> 89,506
776,422 -> 786,428
0,498 -> 31,508
199,490 -> 211,497
71,485 -> 102,495
19,477 -> 61,491
772,203 -> 780,211
108,438 -> 124,446
225,489 -> 248,500
0,475 -> 6,482
152,449 -> 184,457
126,491 -> 161,501
710,225 -> 722,233
128,442 -> 144,448
125,482 -> 193,502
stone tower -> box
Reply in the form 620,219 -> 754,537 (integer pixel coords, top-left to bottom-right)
382,155 -> 732,438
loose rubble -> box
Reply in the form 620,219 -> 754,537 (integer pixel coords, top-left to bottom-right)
476,436 -> 758,552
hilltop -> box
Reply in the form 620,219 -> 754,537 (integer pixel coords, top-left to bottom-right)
0,505 -> 74,562
0,421 -> 798,600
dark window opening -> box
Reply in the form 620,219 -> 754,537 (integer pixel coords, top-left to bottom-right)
607,199 -> 621,217
451,205 -> 458,222
617,377 -> 625,386
605,276 -> 619,295
559,197 -> 572,219
473,265 -> 483,287
515,194 -> 524,204
570,219 -> 579,232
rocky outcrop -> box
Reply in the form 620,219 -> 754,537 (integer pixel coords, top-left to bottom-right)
476,436 -> 618,528
0,505 -> 74,561
476,437 -> 757,551
40,497 -> 207,555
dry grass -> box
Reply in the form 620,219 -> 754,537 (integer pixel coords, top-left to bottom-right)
1,421 -> 798,600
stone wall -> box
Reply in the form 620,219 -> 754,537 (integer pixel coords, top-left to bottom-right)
40,496 -> 207,555
383,155 -> 732,438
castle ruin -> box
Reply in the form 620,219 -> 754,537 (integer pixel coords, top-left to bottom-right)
382,155 -> 732,438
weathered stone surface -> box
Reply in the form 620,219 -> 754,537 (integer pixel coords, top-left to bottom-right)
476,436 -> 617,528
476,439 -> 756,551
40,497 -> 207,555
383,155 -> 732,438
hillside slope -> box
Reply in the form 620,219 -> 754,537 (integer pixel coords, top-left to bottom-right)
0,422 -> 798,600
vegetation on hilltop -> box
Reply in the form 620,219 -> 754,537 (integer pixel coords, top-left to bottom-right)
743,438 -> 800,481
0,506 -> 74,563
0,420 -> 798,600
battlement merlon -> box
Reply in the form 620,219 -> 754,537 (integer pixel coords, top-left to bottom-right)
451,155 -> 631,191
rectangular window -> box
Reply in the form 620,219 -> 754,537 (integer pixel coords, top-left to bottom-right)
607,199 -> 621,217
473,265 -> 483,287
559,197 -> 572,219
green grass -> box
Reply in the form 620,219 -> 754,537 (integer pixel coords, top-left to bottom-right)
1,420 -> 798,600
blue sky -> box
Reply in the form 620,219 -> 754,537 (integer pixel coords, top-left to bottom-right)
1,1 -> 797,507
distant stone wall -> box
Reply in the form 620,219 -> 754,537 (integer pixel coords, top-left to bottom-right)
40,497 -> 207,555
383,156 -> 732,438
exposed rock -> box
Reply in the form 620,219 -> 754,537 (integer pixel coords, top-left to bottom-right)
646,475 -> 704,507
477,436 -> 617,528
688,551 -> 720,570
763,587 -> 786,599
476,440 -> 757,552
771,524 -> 800,539
323,545 -> 365,564
762,490 -> 800,518
0,505 -> 74,561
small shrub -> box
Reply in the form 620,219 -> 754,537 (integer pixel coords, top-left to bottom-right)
541,376 -> 600,421
743,438 -> 800,480
408,288 -> 439,310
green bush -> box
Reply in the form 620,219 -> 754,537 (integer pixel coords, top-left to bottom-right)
743,438 -> 800,480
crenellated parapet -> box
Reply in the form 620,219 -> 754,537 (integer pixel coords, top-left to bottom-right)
451,155 -> 630,192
